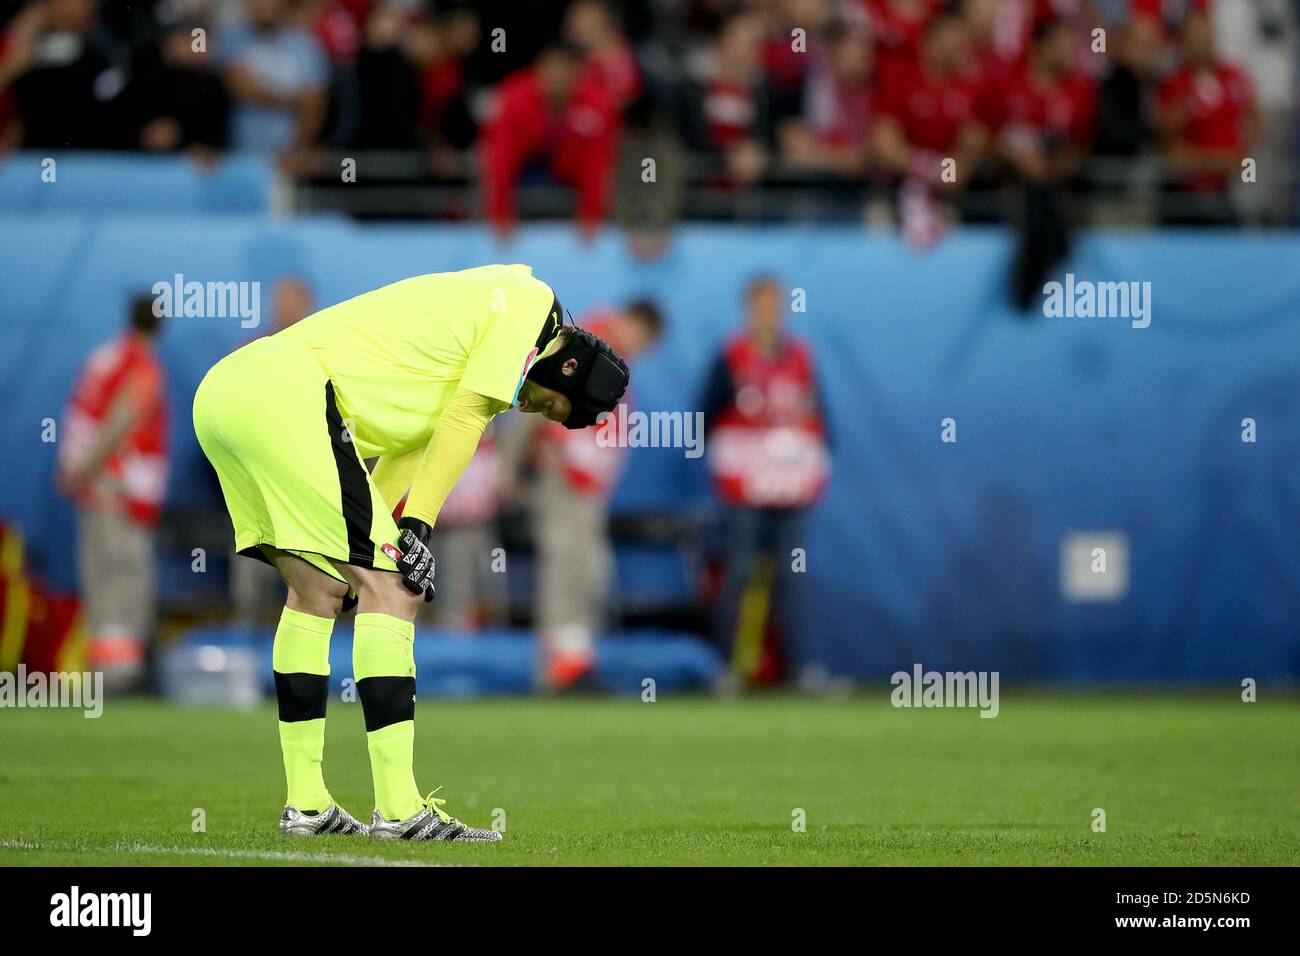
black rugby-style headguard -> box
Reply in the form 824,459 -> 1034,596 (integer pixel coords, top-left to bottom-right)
527,295 -> 629,429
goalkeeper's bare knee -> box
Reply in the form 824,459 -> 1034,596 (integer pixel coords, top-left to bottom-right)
331,563 -> 421,622
270,550 -> 349,618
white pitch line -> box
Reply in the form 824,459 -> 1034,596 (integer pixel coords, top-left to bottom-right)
0,838 -> 459,867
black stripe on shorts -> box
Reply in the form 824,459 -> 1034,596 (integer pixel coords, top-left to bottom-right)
324,381 -> 375,567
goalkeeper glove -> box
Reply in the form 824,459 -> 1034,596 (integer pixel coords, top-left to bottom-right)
382,517 -> 436,602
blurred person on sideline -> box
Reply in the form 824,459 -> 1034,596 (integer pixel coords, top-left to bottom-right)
57,295 -> 169,691
230,276 -> 316,627
479,42 -> 620,240
701,276 -> 830,685
509,300 -> 665,691
221,0 -> 328,169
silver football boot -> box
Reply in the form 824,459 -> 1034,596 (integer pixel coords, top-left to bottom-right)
279,802 -> 369,837
369,787 -> 502,842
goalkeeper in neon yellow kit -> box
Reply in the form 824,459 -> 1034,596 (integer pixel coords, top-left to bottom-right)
193,265 -> 628,841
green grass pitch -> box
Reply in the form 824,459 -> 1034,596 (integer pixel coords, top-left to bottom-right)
1,693 -> 1296,866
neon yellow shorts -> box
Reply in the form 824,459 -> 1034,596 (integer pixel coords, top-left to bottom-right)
192,335 -> 398,583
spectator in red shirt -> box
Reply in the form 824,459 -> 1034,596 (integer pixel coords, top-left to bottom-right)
682,10 -> 773,186
964,0 -> 1033,128
479,43 -> 620,240
998,16 -> 1097,184
405,6 -> 478,171
1000,18 -> 1097,310
872,7 -> 989,190
761,0 -> 835,123
862,0 -> 935,98
1156,9 -> 1257,195
779,19 -> 874,180
565,0 -> 641,111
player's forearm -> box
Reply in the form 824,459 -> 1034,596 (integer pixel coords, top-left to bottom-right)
401,388 -> 499,528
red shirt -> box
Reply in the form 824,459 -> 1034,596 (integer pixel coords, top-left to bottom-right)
808,78 -> 872,149
879,62 -> 982,153
968,45 -> 1019,131
1157,61 -> 1253,192
62,333 -> 169,525
862,0 -> 934,100
313,0 -> 365,61
709,334 -> 830,509
998,67 -> 1097,148
1131,0 -> 1208,25
1158,62 -> 1254,151
702,77 -> 760,149
762,34 -> 810,94
479,67 -> 619,227
0,32 -> 16,136
581,47 -> 641,108
420,58 -> 464,133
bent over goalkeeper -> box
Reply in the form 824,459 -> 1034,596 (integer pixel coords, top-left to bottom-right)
193,264 -> 628,842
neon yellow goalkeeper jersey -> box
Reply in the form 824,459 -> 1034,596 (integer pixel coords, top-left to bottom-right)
277,263 -> 557,459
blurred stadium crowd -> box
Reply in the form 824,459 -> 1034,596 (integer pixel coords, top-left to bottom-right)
0,0 -> 1295,232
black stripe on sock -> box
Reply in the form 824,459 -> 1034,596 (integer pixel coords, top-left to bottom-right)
274,672 -> 329,722
324,381 -> 375,567
357,676 -> 416,732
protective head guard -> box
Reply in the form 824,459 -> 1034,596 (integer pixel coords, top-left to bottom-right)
526,320 -> 630,429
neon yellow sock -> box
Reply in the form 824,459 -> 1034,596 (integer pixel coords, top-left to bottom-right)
279,719 -> 330,812
353,612 -> 423,821
273,606 -> 334,812
366,721 -> 423,821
